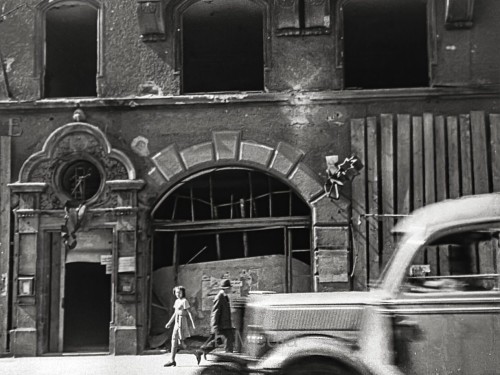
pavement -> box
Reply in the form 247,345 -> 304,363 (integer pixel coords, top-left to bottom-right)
0,351 -> 208,375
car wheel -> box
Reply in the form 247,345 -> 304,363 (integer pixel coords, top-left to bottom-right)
285,358 -> 359,375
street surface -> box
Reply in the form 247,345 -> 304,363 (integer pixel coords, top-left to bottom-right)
0,352 -> 205,375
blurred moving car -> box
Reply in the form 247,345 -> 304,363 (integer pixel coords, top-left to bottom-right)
198,193 -> 500,375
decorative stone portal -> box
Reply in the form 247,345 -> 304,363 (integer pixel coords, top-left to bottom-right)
9,122 -> 144,356
145,131 -> 352,349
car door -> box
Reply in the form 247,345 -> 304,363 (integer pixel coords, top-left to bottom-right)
390,224 -> 500,375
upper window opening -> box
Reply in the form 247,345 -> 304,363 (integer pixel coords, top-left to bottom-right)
181,0 -> 264,94
342,0 -> 429,89
44,2 -> 98,98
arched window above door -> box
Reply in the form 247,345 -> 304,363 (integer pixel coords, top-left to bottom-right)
154,168 -> 310,221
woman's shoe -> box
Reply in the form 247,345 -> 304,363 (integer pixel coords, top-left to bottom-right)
194,350 -> 202,365
163,360 -> 176,367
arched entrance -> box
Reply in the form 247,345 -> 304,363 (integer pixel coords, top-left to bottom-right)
149,167 -> 312,339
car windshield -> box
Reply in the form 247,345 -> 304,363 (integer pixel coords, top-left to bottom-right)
370,232 -> 413,289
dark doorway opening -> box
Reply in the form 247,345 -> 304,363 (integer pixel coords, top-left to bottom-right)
63,262 -> 110,352
44,3 -> 97,98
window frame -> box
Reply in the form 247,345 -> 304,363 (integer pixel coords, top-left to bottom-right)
35,0 -> 104,99
172,0 -> 271,94
336,0 -> 438,90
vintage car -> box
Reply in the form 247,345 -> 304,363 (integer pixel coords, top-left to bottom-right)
199,193 -> 500,375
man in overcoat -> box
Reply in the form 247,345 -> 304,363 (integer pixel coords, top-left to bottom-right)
195,279 -> 234,364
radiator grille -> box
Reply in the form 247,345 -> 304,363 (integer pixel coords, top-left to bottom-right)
265,306 -> 363,331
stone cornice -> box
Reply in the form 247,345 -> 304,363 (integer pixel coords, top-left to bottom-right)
8,182 -> 48,193
1,86 -> 500,111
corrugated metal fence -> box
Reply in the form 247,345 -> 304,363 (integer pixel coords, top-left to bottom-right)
351,111 -> 500,290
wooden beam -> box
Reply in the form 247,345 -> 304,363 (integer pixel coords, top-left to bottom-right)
153,216 -> 311,231
267,176 -> 272,217
447,116 -> 460,199
397,114 -> 411,215
380,114 -> 395,270
173,233 -> 179,285
248,172 -> 254,218
423,113 -> 437,273
216,234 -> 221,260
489,114 -> 500,192
444,116 -> 460,276
412,116 -> 425,265
190,185 -> 195,221
423,113 -> 436,205
366,117 -> 380,285
351,118 -> 367,290
471,111 -> 489,194
435,115 -> 447,202
435,115 -> 447,275
470,111 -> 492,273
459,114 -> 473,196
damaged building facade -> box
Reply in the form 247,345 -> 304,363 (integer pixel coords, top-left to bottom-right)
0,0 -> 500,356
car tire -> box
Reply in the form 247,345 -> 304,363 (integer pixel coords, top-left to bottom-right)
285,358 -> 359,375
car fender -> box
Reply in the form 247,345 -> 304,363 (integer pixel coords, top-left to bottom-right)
249,335 -> 373,375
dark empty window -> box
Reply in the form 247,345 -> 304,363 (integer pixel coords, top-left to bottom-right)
44,3 -> 97,98
182,0 -> 264,93
342,0 -> 429,89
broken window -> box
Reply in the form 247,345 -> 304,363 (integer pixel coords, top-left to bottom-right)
342,0 -> 429,89
152,168 -> 311,266
44,2 -> 98,98
181,0 -> 264,93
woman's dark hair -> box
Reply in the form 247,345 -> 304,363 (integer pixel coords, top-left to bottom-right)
173,285 -> 186,298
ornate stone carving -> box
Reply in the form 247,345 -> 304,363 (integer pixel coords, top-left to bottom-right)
16,122 -> 137,208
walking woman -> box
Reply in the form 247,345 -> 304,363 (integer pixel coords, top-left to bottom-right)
164,286 -> 196,367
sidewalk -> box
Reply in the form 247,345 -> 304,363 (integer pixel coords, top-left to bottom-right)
0,352 -> 204,375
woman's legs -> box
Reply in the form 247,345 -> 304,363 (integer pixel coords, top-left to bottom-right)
171,337 -> 178,361
164,331 -> 179,366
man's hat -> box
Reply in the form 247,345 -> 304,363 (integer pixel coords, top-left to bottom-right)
220,279 -> 231,289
